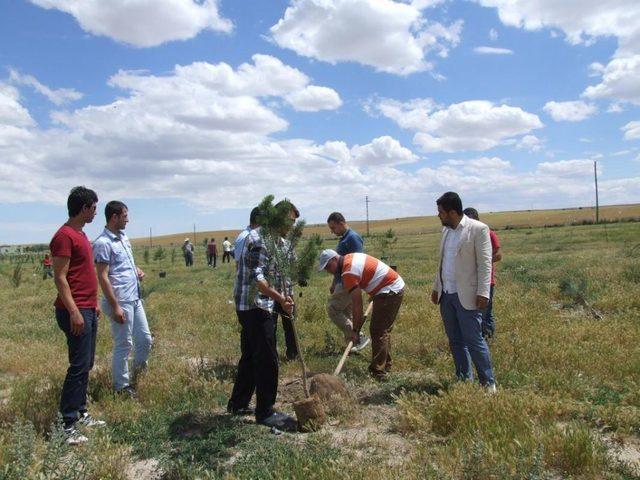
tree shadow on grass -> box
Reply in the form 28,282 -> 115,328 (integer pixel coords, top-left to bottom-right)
169,412 -> 239,440
358,374 -> 447,406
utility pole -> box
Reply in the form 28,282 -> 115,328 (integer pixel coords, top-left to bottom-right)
594,161 -> 599,224
193,223 -> 197,246
365,195 -> 370,237
149,227 -> 153,248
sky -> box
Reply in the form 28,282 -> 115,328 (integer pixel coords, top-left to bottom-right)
0,0 -> 639,244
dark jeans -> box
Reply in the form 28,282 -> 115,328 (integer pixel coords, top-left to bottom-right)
481,285 -> 496,337
184,253 -> 193,267
229,309 -> 278,421
56,308 -> 98,427
272,303 -> 298,359
222,251 -> 231,263
207,253 -> 217,267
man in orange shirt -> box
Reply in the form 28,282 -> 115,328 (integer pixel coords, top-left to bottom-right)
318,249 -> 404,381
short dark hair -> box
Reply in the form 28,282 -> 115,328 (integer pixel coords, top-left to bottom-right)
105,200 -> 128,223
67,186 -> 98,217
275,200 -> 300,218
463,207 -> 479,220
436,192 -> 463,216
249,206 -> 261,225
327,212 -> 345,224
224,236 -> 228,240
210,238 -> 215,242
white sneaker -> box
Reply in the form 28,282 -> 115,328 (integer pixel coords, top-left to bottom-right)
78,412 -> 106,427
64,427 -> 88,446
350,334 -> 371,353
486,383 -> 497,395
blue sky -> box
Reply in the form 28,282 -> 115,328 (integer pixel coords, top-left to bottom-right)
1,0 -> 639,244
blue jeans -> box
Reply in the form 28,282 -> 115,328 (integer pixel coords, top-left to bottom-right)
440,292 -> 495,386
103,299 -> 152,391
56,308 -> 98,427
481,285 -> 496,337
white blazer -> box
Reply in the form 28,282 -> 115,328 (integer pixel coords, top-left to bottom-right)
432,215 -> 492,311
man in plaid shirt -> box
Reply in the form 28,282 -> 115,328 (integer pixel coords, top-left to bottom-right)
228,204 -> 297,430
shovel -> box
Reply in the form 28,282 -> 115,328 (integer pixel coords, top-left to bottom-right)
306,300 -> 373,406
287,297 -> 326,432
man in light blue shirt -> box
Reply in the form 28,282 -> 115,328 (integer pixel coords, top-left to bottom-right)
94,201 -> 152,397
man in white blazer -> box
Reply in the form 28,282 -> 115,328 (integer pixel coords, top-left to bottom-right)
430,192 -> 496,391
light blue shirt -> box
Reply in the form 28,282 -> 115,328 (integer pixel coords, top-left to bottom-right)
234,226 -> 251,261
93,228 -> 140,302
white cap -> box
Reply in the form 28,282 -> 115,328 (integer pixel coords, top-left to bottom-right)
317,249 -> 339,271
184,238 -> 189,242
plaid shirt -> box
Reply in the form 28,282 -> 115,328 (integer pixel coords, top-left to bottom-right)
234,228 -> 274,312
273,237 -> 295,298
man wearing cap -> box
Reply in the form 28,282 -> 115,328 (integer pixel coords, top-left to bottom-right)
325,212 -> 368,352
182,238 -> 194,267
318,249 -> 404,381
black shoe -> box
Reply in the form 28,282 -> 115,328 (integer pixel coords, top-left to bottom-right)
257,412 -> 297,432
227,400 -> 254,416
115,385 -> 137,399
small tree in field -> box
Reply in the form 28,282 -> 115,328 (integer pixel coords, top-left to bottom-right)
372,228 -> 398,263
153,246 -> 166,267
143,248 -> 150,264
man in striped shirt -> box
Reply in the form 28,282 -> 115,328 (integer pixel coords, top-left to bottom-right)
318,249 -> 405,380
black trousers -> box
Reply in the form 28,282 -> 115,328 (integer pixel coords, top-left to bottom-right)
56,308 -> 98,427
207,253 -> 217,267
229,308 -> 278,421
272,303 -> 298,359
184,253 -> 193,266
222,251 -> 231,263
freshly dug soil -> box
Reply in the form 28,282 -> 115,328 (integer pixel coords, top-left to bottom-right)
293,395 -> 326,432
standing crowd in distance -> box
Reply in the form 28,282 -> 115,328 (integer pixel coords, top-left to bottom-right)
48,187 -> 501,440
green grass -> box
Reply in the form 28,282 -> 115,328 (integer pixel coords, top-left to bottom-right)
1,221 -> 639,479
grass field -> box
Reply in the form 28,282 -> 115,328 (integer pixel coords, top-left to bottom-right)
130,203 -> 640,247
1,214 -> 640,479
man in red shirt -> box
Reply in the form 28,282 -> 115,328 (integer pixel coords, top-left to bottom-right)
207,238 -> 218,267
50,186 -> 104,445
463,208 -> 502,339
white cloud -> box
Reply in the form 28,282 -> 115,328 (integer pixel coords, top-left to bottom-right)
351,136 -> 418,166
0,84 -> 34,128
588,62 -> 605,77
473,46 -> 513,55
475,0 -> 640,53
583,55 -> 640,106
607,102 -> 624,113
30,0 -> 233,47
285,86 -> 342,112
444,156 -> 511,173
543,100 -> 597,122
8,70 -> 82,105
370,98 -> 543,153
622,121 -> 640,140
270,0 -> 463,75
517,134 -> 543,151
489,28 -> 498,41
475,1 -> 640,107
537,159 -> 597,177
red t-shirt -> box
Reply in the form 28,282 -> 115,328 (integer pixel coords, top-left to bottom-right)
490,230 -> 501,286
50,225 -> 98,310
207,243 -> 217,254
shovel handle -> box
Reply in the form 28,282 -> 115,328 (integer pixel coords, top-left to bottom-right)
333,341 -> 353,376
332,300 -> 373,376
